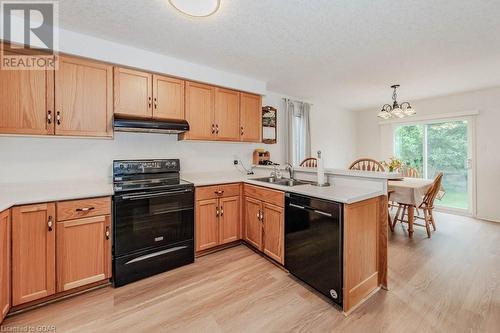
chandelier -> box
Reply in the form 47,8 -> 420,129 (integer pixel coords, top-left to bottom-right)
377,85 -> 416,119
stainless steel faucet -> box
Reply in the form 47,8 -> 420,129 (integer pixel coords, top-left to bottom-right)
284,163 -> 294,179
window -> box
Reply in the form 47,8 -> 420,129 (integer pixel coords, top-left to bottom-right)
286,101 -> 311,166
394,120 -> 471,211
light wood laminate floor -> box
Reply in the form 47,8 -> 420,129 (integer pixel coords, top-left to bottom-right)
3,212 -> 500,332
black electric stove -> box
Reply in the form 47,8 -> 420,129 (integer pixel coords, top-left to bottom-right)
112,159 -> 194,287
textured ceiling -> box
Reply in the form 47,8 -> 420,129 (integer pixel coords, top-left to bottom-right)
57,0 -> 500,110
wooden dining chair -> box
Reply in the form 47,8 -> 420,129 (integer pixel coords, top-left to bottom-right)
349,158 -> 385,172
398,166 -> 420,178
300,158 -> 317,167
392,173 -> 444,238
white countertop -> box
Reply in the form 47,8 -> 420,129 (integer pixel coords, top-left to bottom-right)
0,180 -> 113,212
182,171 -> 384,204
253,165 -> 402,180
0,168 -> 387,212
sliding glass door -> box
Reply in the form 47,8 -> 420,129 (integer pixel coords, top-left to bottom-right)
394,119 -> 473,213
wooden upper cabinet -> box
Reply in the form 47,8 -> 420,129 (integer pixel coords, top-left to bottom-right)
57,215 -> 111,292
244,196 -> 263,250
214,88 -> 240,141
240,93 -> 262,142
153,74 -> 184,120
0,210 -> 10,322
0,49 -> 54,135
184,81 -> 215,140
219,196 -> 240,244
262,203 -> 284,264
55,56 -> 113,137
11,203 -> 56,306
114,67 -> 152,118
195,198 -> 219,252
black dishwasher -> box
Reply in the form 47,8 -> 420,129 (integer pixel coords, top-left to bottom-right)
285,193 -> 343,306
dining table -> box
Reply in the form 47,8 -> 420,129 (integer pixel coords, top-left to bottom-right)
388,177 -> 434,237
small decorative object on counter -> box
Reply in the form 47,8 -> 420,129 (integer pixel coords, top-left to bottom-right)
253,149 -> 271,165
314,150 -> 330,187
382,157 -> 402,172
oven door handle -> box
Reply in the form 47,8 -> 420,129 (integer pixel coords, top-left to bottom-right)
120,189 -> 192,200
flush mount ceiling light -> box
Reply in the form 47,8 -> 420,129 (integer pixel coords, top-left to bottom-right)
168,0 -> 221,17
377,84 -> 416,120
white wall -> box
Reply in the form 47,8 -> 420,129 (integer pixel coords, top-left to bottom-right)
0,93 -> 285,183
310,97 -> 356,168
354,86 -> 500,222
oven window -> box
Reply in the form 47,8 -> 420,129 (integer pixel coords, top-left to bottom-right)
114,190 -> 194,256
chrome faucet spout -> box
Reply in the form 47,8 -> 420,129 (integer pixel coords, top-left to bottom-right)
284,163 -> 294,180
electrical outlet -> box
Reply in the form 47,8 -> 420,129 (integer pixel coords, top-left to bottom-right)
233,160 -> 239,165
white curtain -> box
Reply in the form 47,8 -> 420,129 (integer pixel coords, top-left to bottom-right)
284,99 -> 312,166
284,99 -> 295,165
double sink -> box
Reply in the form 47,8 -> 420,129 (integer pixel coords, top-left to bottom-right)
251,177 -> 313,187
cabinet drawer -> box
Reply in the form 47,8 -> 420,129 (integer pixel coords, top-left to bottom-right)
243,184 -> 284,207
218,183 -> 241,198
196,183 -> 241,200
57,197 -> 111,221
195,185 -> 220,201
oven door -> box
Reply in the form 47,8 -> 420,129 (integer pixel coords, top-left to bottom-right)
113,187 -> 194,257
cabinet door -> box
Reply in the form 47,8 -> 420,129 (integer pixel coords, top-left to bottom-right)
55,56 -> 113,137
262,203 -> 284,264
244,197 -> 263,250
184,81 -> 215,140
0,49 -> 54,135
214,88 -> 240,141
57,215 -> 111,292
0,210 -> 10,322
153,75 -> 184,120
219,196 -> 240,244
195,199 -> 219,252
240,93 -> 262,142
12,203 -> 56,306
114,67 -> 152,118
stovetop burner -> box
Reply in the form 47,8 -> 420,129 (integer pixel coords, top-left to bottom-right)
113,159 -> 192,193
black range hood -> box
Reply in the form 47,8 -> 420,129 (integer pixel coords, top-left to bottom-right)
113,116 -> 189,134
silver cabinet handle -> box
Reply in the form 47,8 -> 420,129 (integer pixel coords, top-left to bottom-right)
220,206 -> 224,216
56,111 -> 61,125
76,207 -> 95,212
48,216 -> 53,231
105,226 -> 110,240
47,110 -> 52,124
216,207 -> 220,217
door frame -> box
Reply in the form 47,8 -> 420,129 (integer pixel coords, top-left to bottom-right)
392,115 -> 477,217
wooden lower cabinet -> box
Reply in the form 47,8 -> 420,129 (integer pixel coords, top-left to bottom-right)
195,185 -> 241,252
219,196 -> 240,244
195,198 -> 219,251
57,215 -> 111,292
11,203 -> 56,306
243,185 -> 285,264
243,196 -> 263,249
0,210 -> 11,322
8,197 -> 112,308
262,203 -> 284,264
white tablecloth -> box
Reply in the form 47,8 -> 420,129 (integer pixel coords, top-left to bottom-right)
388,178 -> 434,206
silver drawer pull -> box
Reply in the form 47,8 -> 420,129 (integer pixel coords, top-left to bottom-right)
76,207 -> 95,212
125,246 -> 188,265
314,210 -> 332,217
